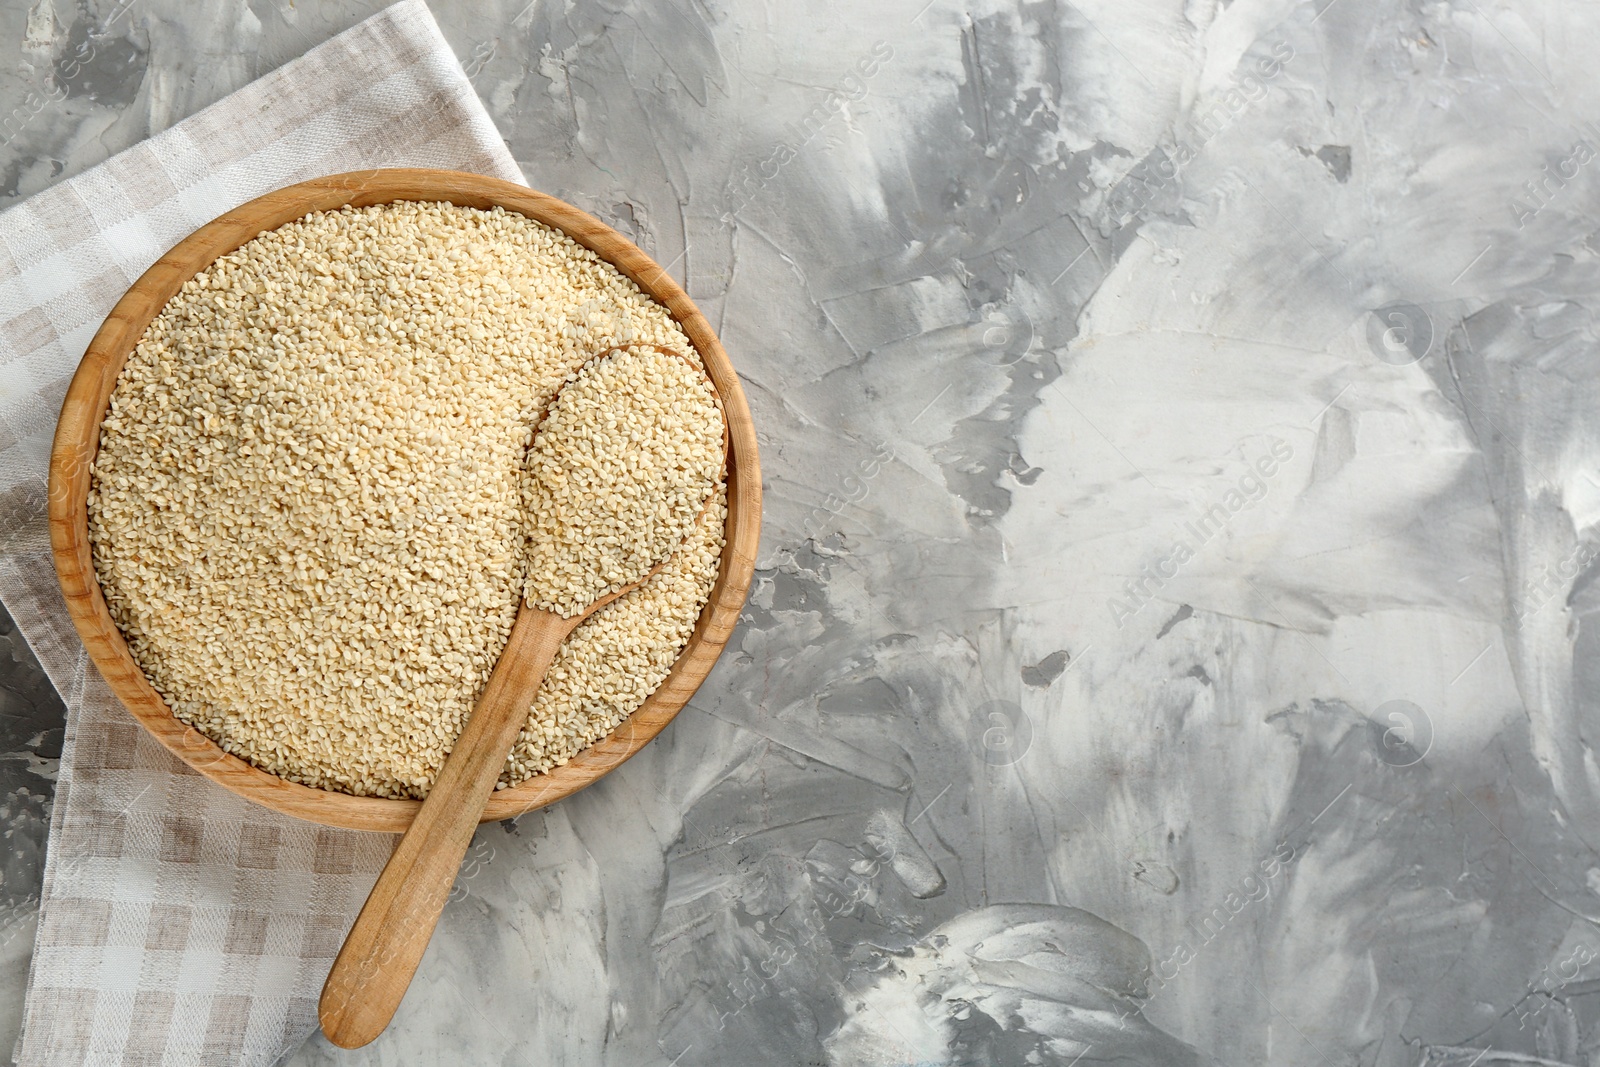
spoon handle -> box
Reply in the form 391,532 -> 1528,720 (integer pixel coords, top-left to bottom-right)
318,601 -> 577,1049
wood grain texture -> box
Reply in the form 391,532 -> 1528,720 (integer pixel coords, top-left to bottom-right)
47,169 -> 762,833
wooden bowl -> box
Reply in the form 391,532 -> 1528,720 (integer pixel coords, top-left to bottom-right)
47,169 -> 761,833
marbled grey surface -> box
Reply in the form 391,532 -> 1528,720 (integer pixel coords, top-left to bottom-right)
7,0 -> 1600,1063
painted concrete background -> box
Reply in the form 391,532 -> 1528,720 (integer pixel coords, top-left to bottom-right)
4,0 -> 1600,1063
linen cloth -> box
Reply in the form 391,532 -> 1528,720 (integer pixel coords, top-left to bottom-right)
0,3 -> 527,1061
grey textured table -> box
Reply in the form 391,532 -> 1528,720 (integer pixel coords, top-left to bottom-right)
4,0 -> 1600,1064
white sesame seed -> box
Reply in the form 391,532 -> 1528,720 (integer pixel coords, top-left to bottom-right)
87,201 -> 727,799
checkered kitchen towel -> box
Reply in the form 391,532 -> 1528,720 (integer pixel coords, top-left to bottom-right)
0,2 -> 528,1062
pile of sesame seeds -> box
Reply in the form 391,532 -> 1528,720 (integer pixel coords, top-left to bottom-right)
523,345 -> 725,617
87,200 -> 727,799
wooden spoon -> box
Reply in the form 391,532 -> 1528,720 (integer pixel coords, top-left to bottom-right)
318,344 -> 727,1048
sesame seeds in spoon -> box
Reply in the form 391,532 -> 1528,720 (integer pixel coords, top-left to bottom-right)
319,344 -> 727,1049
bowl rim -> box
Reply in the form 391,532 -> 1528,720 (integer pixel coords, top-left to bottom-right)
46,167 -> 762,833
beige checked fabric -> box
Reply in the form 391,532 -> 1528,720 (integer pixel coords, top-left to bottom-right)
0,2 -> 527,1062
